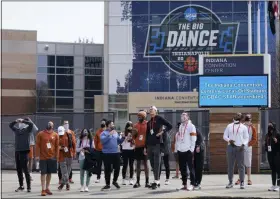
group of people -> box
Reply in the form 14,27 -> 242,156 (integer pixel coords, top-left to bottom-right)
9,108 -> 280,196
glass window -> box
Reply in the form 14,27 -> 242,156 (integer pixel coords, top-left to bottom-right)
56,75 -> 73,90
37,67 -> 55,74
37,97 -> 55,111
85,76 -> 102,90
56,56 -> 74,67
84,57 -> 103,68
56,67 -> 74,75
109,95 -> 128,103
84,91 -> 102,98
36,74 -> 55,89
84,98 -> 95,110
108,103 -> 128,109
38,55 -> 47,66
84,68 -> 103,76
56,98 -> 73,109
48,55 -> 55,66
36,89 -> 55,97
56,90 -> 74,97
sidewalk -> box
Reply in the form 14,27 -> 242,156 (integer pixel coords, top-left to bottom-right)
1,171 -> 279,198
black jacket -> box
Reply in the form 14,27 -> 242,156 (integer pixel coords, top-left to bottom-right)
145,115 -> 172,147
195,130 -> 205,152
9,120 -> 34,152
265,131 -> 280,154
83,151 -> 98,176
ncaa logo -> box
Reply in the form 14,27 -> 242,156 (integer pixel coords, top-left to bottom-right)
184,8 -> 197,21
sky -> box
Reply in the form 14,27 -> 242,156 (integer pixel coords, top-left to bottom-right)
2,2 -> 104,43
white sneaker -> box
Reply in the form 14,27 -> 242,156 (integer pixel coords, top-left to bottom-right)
95,179 -> 100,183
273,186 -> 279,192
80,186 -> 85,192
122,179 -> 127,185
84,186 -> 89,192
129,179 -> 134,185
176,185 -> 187,191
165,180 -> 170,185
187,185 -> 194,191
268,186 -> 276,191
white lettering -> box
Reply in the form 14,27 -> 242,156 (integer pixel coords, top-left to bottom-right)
198,30 -> 209,46
209,30 -> 219,46
167,31 -> 178,47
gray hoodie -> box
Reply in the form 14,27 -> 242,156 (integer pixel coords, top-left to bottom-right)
28,120 -> 38,146
9,120 -> 34,152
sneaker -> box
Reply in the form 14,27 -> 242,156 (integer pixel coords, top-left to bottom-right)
240,181 -> 245,189
41,190 -> 47,196
69,179 -> 74,184
113,181 -> 120,189
273,186 -> 279,192
101,185 -> 111,191
226,183 -> 234,189
187,185 -> 194,191
176,185 -> 187,191
235,179 -> 240,185
151,182 -> 157,190
58,184 -> 64,190
122,179 -> 127,185
84,186 -> 89,192
247,180 -> 252,185
66,184 -> 70,191
129,179 -> 134,185
172,176 -> 179,179
45,189 -> 53,195
80,186 -> 85,192
27,188 -> 31,193
133,182 -> 141,188
268,186 -> 276,191
15,186 -> 24,192
194,184 -> 201,190
165,180 -> 170,185
95,179 -> 100,183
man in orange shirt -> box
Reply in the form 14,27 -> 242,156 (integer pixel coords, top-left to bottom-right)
235,113 -> 257,186
35,121 -> 59,196
133,111 -> 149,188
57,126 -> 76,191
94,119 -> 107,183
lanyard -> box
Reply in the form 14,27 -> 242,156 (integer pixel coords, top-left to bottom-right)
178,124 -> 188,140
233,124 -> 241,136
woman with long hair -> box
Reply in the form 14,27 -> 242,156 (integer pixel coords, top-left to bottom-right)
265,122 -> 280,192
121,121 -> 135,185
76,128 -> 94,192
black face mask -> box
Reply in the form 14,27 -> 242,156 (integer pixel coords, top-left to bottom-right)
46,126 -> 52,131
268,126 -> 274,133
138,118 -> 144,123
244,117 -> 251,122
101,124 -> 105,128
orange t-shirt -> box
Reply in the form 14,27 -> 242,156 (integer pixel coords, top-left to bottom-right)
58,133 -> 76,162
134,121 -> 147,148
35,130 -> 59,160
94,128 -> 104,151
248,125 -> 258,147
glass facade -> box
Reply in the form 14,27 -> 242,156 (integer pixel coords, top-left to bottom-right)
36,53 -> 103,112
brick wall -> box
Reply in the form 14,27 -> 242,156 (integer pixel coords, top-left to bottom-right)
209,113 -> 261,173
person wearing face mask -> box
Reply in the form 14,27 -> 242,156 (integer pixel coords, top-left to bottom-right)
35,121 -> 59,196
94,118 -> 107,183
175,112 -> 197,191
265,122 -> 280,192
57,126 -> 76,191
9,118 -> 34,193
133,111 -> 149,188
100,120 -> 125,191
223,113 -> 249,190
145,106 -> 173,190
121,122 -> 135,185
235,114 -> 257,186
76,128 -> 94,192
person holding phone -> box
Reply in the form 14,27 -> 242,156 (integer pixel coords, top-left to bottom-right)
35,121 -> 59,196
265,122 -> 280,192
76,128 -> 94,192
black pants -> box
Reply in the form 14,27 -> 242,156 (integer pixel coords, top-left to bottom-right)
96,151 -> 103,179
194,150 -> 204,185
58,167 -> 72,180
159,154 -> 170,180
122,150 -> 134,179
267,152 -> 280,186
15,151 -> 31,188
178,151 -> 195,186
103,153 -> 120,186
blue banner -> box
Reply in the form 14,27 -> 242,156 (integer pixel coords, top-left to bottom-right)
199,75 -> 268,107
203,56 -> 264,75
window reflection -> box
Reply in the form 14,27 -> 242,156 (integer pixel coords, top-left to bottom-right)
38,55 -> 47,66
36,74 -> 55,89
56,56 -> 74,67
56,98 -> 73,109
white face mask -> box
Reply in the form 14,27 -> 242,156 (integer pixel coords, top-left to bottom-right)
18,123 -> 26,129
181,114 -> 188,123
64,124 -> 69,131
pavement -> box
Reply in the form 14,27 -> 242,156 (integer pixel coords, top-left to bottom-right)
1,170 -> 280,198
